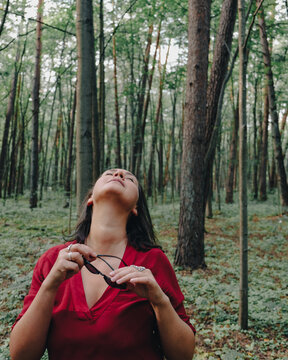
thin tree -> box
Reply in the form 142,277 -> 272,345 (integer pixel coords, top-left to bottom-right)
112,0 -> 121,168
259,83 -> 269,200
257,1 -> 288,210
76,0 -> 96,211
30,0 -> 44,208
0,0 -> 9,37
238,0 -> 248,330
99,0 -> 105,172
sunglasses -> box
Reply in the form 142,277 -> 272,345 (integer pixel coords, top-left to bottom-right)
83,255 -> 128,289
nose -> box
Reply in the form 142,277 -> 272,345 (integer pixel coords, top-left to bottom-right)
113,169 -> 124,179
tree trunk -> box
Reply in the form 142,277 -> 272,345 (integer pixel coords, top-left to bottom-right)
238,0 -> 248,330
259,84 -> 269,200
204,0 -> 238,208
132,23 -> 153,175
257,2 -> 288,209
147,42 -> 170,197
76,0 -> 95,212
0,0 -> 9,37
0,57 -> 19,197
30,0 -> 43,208
225,98 -> 239,203
136,21 -> 162,176
98,0 -> 105,173
112,19 -> 121,168
175,0 -> 211,269
252,78 -> 259,200
64,88 -> 76,206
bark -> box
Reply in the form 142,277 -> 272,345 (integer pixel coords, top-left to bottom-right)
131,23 -> 153,175
257,2 -> 288,209
52,113 -> 62,189
225,99 -> 239,203
238,0 -> 248,330
205,0 -> 237,153
259,84 -> 269,200
98,0 -> 105,173
64,88 -> 76,205
203,0 -> 238,220
0,60 -> 19,196
0,0 -> 9,37
147,42 -> 170,197
76,0 -> 95,212
112,29 -> 121,168
175,0 -> 211,269
30,0 -> 43,208
136,21 -> 162,176
7,75 -> 21,196
252,78 -> 259,200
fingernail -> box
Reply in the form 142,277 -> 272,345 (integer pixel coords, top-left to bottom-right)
110,271 -> 115,276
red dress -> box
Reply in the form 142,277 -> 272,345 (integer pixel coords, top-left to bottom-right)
14,242 -> 195,360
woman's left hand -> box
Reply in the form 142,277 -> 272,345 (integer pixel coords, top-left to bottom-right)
110,266 -> 168,306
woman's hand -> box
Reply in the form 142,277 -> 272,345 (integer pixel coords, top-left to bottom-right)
44,244 -> 97,290
110,266 -> 168,306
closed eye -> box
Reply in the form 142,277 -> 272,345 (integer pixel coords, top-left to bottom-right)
127,177 -> 135,182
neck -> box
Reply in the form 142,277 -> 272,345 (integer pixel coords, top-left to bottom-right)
86,202 -> 130,255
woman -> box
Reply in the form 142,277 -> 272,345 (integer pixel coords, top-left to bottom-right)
10,169 -> 195,360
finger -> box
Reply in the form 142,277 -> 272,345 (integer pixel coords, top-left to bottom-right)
109,266 -> 134,278
67,251 -> 84,269
111,270 -> 147,285
129,276 -> 154,285
66,243 -> 97,261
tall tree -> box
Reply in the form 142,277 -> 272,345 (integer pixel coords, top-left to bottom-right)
204,0 -> 238,213
175,0 -> 211,269
257,1 -> 288,210
112,0 -> 121,168
259,84 -> 269,200
225,91 -> 239,204
99,0 -> 105,172
131,23 -> 154,176
0,0 -> 9,37
76,0 -> 96,211
30,0 -> 44,208
238,0 -> 248,330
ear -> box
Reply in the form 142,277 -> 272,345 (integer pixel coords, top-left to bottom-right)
131,207 -> 138,216
87,197 -> 93,206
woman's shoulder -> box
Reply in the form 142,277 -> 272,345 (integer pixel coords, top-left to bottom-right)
131,245 -> 171,267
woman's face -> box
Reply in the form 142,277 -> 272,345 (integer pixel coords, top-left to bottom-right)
90,169 -> 139,214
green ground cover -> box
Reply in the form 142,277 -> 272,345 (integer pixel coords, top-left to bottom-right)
0,192 -> 287,359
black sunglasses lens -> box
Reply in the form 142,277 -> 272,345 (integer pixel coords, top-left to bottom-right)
84,261 -> 99,274
104,275 -> 127,289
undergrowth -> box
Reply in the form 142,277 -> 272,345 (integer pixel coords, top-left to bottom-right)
0,191 -> 287,359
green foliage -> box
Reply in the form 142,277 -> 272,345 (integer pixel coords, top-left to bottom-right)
0,193 -> 288,358
152,195 -> 288,359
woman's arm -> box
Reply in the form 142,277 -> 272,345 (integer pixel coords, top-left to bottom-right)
110,267 -> 195,360
10,244 -> 96,360
151,294 -> 195,360
10,279 -> 59,360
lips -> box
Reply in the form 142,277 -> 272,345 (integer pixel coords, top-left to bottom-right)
108,178 -> 125,187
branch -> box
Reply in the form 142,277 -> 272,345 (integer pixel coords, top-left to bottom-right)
0,0 -> 10,37
243,0 -> 265,50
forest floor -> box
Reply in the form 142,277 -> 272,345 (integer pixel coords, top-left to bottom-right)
0,191 -> 287,360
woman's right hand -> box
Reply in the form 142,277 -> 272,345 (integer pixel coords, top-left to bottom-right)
43,243 -> 97,290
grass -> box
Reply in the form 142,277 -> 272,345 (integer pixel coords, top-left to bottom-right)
0,190 -> 288,359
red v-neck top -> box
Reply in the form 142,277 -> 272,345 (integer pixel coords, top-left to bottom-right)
14,242 -> 195,359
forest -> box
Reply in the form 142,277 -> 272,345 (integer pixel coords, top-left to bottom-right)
0,0 -> 287,358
